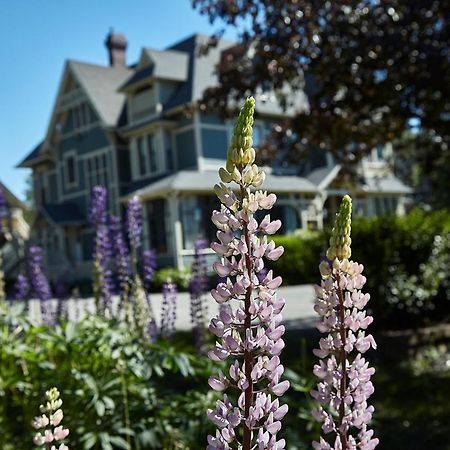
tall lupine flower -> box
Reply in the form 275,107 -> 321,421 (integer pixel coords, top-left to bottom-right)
110,215 -> 132,293
89,186 -> 113,313
207,98 -> 288,450
143,249 -> 158,342
160,280 -> 178,339
14,272 -> 30,300
32,387 -> 69,450
125,196 -> 156,338
28,246 -> 54,325
311,196 -> 378,450
143,249 -> 157,289
189,238 -> 209,350
126,195 -> 143,258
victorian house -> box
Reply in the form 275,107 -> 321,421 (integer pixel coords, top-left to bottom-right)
18,32 -> 411,279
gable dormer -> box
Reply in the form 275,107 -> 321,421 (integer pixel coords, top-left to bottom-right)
120,48 -> 189,125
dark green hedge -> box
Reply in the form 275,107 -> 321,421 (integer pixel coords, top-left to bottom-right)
267,230 -> 326,285
268,209 -> 450,329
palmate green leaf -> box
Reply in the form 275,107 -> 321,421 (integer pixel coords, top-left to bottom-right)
95,399 -> 105,417
173,353 -> 194,377
65,321 -> 76,342
82,432 -> 98,450
108,435 -> 130,449
99,432 -> 114,450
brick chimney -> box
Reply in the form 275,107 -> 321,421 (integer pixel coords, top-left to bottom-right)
105,30 -> 127,67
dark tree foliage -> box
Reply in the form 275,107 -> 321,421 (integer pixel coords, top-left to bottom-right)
192,0 -> 449,171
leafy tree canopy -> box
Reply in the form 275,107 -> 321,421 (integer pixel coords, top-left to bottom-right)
192,0 -> 449,173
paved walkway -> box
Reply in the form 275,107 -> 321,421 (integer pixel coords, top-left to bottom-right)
24,284 -> 317,330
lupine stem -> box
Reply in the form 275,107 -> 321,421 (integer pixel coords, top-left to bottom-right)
241,184 -> 254,450
336,277 -> 347,448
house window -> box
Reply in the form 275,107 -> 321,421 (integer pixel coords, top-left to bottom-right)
67,157 -> 76,184
147,200 -> 167,253
64,153 -> 78,188
164,130 -> 174,171
253,124 -> 262,147
132,132 -> 161,179
137,137 -> 146,176
147,134 -> 157,172
86,153 -> 109,188
72,103 -> 91,130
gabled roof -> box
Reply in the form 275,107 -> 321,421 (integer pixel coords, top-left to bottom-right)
163,34 -> 309,116
17,141 -> 45,168
119,48 -> 189,92
307,164 -> 342,190
69,60 -> 132,126
0,181 -> 26,209
363,176 -> 412,194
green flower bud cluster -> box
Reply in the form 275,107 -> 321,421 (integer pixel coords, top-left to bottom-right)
326,195 -> 352,261
40,387 -> 63,413
220,97 -> 257,176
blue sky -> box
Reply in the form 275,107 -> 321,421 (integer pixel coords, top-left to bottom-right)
0,0 -> 235,200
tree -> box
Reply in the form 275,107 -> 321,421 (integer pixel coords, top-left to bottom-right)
192,0 -> 449,174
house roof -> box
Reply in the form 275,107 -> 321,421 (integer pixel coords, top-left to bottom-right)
68,60 -> 132,126
307,165 -> 341,189
120,49 -> 189,92
124,170 -> 317,200
163,34 -> 309,116
17,141 -> 45,168
362,176 -> 412,194
0,181 -> 26,209
41,203 -> 86,225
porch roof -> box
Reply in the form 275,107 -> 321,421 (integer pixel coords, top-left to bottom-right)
41,203 -> 86,225
125,170 -> 318,200
362,176 -> 412,194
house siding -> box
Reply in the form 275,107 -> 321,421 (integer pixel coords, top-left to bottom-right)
58,126 -> 109,157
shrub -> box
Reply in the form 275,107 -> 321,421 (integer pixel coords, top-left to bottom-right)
350,208 -> 450,329
152,267 -> 191,291
267,229 -> 325,285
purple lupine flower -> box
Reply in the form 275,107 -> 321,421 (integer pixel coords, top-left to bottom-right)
311,196 -> 378,450
143,249 -> 157,289
110,215 -> 132,290
126,196 -> 143,252
142,249 -> 157,343
207,98 -> 288,450
89,186 -> 107,227
189,238 -> 209,349
160,281 -> 177,339
89,186 -> 113,313
27,245 -> 54,325
14,272 -> 30,300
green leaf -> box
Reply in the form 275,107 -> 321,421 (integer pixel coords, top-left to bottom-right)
109,435 -> 131,449
95,400 -> 105,417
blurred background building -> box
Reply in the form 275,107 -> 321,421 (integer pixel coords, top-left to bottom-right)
18,31 -> 411,278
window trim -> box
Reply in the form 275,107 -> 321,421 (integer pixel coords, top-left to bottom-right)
131,130 -> 165,180
63,150 -> 79,189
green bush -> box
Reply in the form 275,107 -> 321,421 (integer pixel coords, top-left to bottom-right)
267,229 -> 325,285
268,209 -> 450,329
0,304 -> 314,450
0,304 -> 216,450
350,208 -> 450,329
152,267 -> 191,291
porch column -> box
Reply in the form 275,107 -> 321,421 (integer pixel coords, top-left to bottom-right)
167,193 -> 184,269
